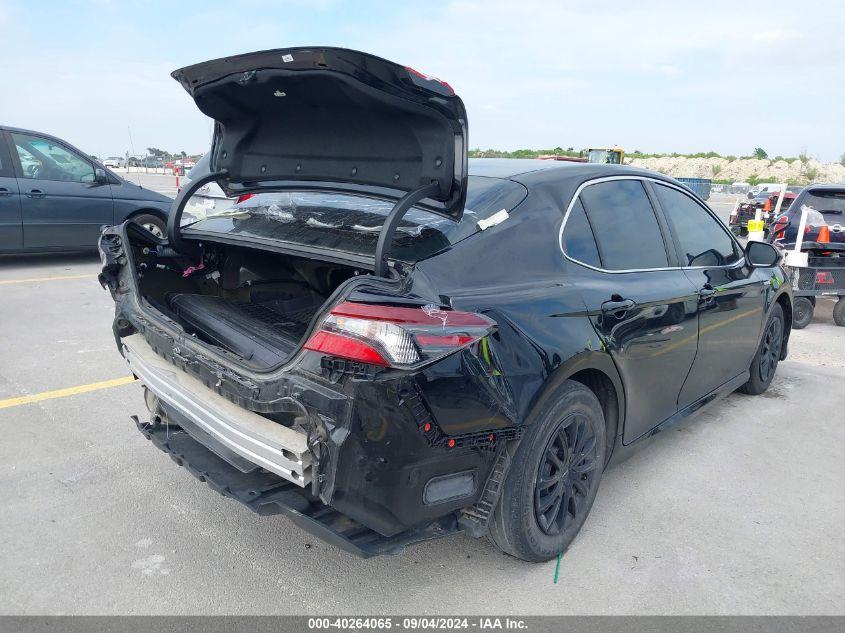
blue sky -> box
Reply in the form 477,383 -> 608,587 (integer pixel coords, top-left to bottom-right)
1,0 -> 842,161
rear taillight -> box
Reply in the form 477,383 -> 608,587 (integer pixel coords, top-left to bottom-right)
772,215 -> 789,237
236,193 -> 256,204
303,302 -> 496,369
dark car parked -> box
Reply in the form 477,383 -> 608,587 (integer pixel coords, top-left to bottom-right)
770,184 -> 845,247
0,126 -> 172,253
99,48 -> 792,562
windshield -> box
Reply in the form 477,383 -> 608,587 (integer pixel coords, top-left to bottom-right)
182,176 -> 528,263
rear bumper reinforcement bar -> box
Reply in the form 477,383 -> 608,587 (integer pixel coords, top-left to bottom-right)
122,333 -> 311,486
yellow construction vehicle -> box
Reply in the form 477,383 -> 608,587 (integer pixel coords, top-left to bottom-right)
537,147 -> 625,164
585,147 -> 625,164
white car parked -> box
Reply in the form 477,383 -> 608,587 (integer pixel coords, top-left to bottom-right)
102,156 -> 126,169
181,154 -> 236,222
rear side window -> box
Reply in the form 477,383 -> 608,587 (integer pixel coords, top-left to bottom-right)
563,199 -> 601,268
654,183 -> 740,267
579,180 -> 669,270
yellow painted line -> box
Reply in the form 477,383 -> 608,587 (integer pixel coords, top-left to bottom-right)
0,376 -> 137,410
0,273 -> 97,285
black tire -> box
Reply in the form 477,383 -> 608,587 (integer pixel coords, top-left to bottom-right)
132,213 -> 166,238
833,298 -> 845,327
740,303 -> 784,395
488,381 -> 606,562
792,297 -> 814,330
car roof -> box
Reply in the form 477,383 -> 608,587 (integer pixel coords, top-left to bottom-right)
803,183 -> 845,192
468,158 -> 588,178
1,125 -> 61,138
468,157 -> 663,186
0,125 -> 93,157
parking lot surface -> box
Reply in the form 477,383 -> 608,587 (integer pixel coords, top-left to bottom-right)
1,189 -> 843,615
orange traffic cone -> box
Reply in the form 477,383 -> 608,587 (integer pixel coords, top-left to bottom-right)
817,225 -> 831,244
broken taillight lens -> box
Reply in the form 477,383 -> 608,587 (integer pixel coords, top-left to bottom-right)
303,302 -> 496,369
236,193 -> 256,204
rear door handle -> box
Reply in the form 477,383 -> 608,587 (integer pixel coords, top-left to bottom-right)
26,189 -> 46,199
0,188 -> 12,197
601,298 -> 636,316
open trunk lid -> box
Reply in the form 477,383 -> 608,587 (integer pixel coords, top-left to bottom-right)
172,47 -> 469,220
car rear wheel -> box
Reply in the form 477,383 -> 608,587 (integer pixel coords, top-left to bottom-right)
132,213 -> 166,238
792,297 -> 813,330
740,303 -> 784,395
488,381 -> 605,562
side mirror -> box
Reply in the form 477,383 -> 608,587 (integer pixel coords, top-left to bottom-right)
95,168 -> 109,184
746,241 -> 780,267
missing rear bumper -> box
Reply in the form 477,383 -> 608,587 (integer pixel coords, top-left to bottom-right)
133,415 -> 460,557
123,333 -> 311,486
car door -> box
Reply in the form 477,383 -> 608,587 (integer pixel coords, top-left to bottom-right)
650,181 -> 766,408
0,133 -> 23,251
561,177 -> 700,444
8,130 -> 114,249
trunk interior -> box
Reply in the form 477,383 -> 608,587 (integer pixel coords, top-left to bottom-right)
131,238 -> 366,370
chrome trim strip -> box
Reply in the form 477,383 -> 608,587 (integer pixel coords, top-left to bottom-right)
123,334 -> 311,486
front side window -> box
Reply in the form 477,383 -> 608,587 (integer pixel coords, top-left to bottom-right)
578,179 -> 669,270
654,183 -> 740,267
12,132 -> 95,183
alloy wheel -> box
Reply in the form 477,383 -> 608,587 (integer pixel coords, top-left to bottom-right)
758,316 -> 783,383
534,413 -> 599,536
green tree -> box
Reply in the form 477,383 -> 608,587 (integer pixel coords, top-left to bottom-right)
753,147 -> 768,160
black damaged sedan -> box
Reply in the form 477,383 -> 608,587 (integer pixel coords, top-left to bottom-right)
100,47 -> 792,562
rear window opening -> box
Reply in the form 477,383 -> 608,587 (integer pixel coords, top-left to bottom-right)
801,190 -> 845,217
181,176 -> 527,263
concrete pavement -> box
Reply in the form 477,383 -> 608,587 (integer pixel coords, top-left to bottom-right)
0,251 -> 843,615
